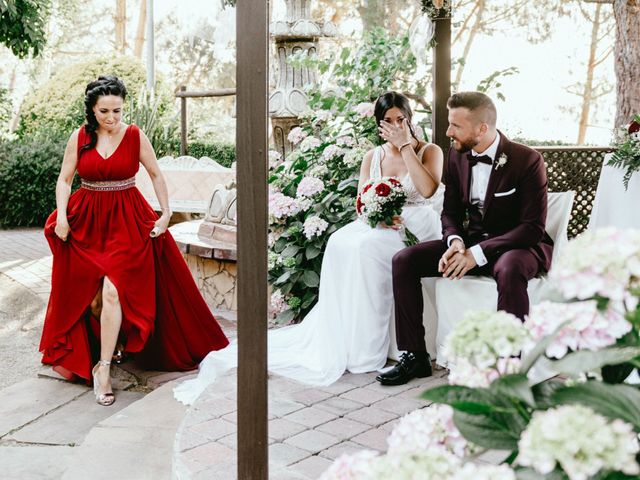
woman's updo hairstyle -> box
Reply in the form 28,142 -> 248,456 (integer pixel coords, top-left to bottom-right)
373,91 -> 419,143
79,75 -> 128,155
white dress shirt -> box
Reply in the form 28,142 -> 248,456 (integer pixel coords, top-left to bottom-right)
447,132 -> 501,267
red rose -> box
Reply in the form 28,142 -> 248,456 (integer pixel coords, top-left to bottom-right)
388,178 -> 401,186
375,183 -> 391,197
356,196 -> 363,214
628,120 -> 640,135
363,183 -> 372,193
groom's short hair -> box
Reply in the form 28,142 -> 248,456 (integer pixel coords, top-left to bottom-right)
447,92 -> 497,127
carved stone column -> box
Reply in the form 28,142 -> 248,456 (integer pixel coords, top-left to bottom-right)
269,0 -> 336,157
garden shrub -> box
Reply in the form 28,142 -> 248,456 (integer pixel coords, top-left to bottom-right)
0,132 -> 77,227
17,56 -> 171,138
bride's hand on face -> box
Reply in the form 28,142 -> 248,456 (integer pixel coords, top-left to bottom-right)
379,119 -> 412,150
379,215 -> 403,230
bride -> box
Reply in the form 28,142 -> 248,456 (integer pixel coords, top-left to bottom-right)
174,91 -> 444,404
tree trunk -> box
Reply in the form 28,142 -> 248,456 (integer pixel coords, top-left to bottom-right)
358,0 -> 384,31
133,0 -> 146,59
454,0 -> 485,88
115,0 -> 127,54
613,0 -> 640,127
577,4 -> 603,144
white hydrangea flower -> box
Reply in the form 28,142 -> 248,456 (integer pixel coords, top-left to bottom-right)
448,357 -> 521,388
295,197 -> 313,212
308,163 -> 329,178
354,102 -> 375,118
296,176 -> 325,198
336,135 -> 356,147
268,150 -> 283,169
319,450 -> 380,480
387,405 -> 470,458
287,127 -> 307,145
525,300 -> 632,359
516,405 -> 640,480
451,463 -> 516,480
343,147 -> 367,168
299,135 -> 321,152
373,449 -> 460,479
315,109 -> 333,122
303,216 -> 329,239
444,310 -> 530,369
322,144 -> 344,161
269,290 -> 287,316
550,228 -> 640,303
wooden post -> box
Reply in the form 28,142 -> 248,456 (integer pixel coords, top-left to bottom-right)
180,85 -> 187,156
115,0 -> 127,54
236,1 -> 269,479
433,14 -> 451,153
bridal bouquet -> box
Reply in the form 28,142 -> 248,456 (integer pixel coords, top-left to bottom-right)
608,114 -> 640,189
356,176 -> 418,246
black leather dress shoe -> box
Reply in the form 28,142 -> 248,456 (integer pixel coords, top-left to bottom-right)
376,352 -> 432,386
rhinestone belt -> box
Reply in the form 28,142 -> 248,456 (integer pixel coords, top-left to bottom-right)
80,177 -> 136,191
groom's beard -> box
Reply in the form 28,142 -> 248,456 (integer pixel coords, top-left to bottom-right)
450,136 -> 479,153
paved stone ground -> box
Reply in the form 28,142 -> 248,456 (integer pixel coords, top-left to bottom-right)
0,228 -> 453,479
174,367 -> 449,479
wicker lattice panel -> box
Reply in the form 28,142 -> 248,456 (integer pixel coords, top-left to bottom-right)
537,147 -> 614,238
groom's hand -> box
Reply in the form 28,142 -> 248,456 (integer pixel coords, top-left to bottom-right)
438,239 -> 465,273
442,250 -> 477,280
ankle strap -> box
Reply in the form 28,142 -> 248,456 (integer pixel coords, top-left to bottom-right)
98,360 -> 111,366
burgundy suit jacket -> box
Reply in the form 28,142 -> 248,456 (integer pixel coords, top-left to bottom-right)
441,132 -> 554,272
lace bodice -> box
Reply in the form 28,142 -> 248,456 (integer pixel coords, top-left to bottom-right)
370,145 -> 444,207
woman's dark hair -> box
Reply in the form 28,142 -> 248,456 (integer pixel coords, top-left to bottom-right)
373,91 -> 419,143
79,76 -> 128,155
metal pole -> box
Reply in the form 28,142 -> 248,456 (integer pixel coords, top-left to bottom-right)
433,14 -> 451,152
180,85 -> 187,156
145,0 -> 155,91
236,0 -> 269,478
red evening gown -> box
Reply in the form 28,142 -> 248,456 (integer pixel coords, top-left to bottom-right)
40,124 -> 229,382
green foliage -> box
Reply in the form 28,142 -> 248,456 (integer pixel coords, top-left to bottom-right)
186,141 -> 235,167
0,131 -> 77,227
268,29 -> 429,322
0,0 -> 50,58
0,88 -> 12,138
476,67 -> 520,101
124,89 -> 178,159
608,114 -> 640,190
17,56 -> 157,138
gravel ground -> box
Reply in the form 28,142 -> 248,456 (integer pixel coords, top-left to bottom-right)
0,274 -> 46,390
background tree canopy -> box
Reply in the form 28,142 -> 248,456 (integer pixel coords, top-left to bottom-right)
0,0 -> 50,58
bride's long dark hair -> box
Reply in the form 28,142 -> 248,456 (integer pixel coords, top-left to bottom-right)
79,76 -> 128,156
373,91 -> 419,144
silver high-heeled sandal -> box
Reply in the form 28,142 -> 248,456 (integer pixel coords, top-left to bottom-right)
92,360 -> 115,406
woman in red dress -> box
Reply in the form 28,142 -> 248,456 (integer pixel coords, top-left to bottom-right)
40,76 -> 229,406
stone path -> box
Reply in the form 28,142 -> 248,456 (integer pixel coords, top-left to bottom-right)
0,228 -> 451,479
174,368 -> 449,479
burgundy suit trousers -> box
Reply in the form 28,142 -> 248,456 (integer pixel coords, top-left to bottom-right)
392,240 -> 541,352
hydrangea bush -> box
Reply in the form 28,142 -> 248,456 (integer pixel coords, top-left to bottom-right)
268,29 -> 429,323
321,229 -> 640,480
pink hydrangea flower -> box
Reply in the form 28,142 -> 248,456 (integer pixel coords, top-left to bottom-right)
322,144 -> 344,161
269,191 -> 300,219
319,450 -> 380,480
354,102 -> 375,118
287,127 -> 307,145
525,300 -> 632,358
296,176 -> 325,198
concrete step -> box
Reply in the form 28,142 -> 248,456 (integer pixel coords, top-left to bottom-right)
61,380 -> 187,480
0,375 -> 146,480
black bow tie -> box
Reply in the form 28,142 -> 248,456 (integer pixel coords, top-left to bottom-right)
467,153 -> 493,168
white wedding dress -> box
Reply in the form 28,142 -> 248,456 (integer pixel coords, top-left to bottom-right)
174,145 -> 444,404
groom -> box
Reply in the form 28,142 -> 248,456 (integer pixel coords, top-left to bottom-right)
377,91 -> 553,386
